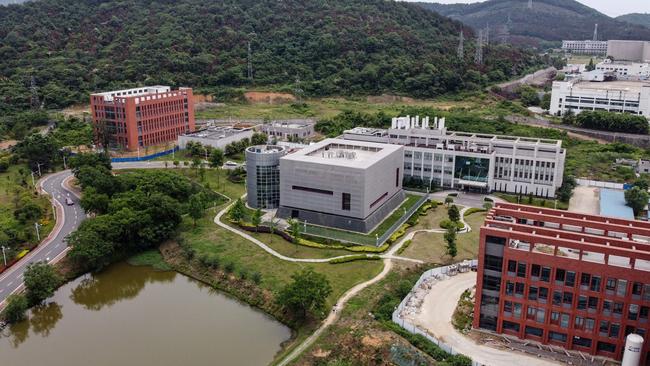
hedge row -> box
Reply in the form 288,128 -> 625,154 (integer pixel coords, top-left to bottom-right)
328,254 -> 381,264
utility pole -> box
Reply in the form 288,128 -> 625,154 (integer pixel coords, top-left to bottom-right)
31,171 -> 36,188
593,23 -> 598,41
30,75 -> 39,109
485,24 -> 490,45
457,30 -> 464,59
474,30 -> 484,65
34,222 -> 41,241
35,162 -> 43,177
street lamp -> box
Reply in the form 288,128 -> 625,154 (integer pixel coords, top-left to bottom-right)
1,246 -> 6,266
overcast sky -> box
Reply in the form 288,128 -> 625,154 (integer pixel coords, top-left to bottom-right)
413,0 -> 650,17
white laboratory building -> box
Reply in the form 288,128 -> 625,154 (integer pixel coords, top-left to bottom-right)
549,77 -> 650,118
342,116 -> 566,198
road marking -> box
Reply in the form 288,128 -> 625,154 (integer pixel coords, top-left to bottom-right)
0,289 -> 4,293
6,282 -> 13,287
55,243 -> 60,248
45,250 -> 52,257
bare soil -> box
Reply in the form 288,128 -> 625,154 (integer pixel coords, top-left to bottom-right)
244,91 -> 296,104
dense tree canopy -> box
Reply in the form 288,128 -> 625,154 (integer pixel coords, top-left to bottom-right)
0,0 -> 545,112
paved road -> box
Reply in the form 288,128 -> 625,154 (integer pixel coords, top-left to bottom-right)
0,161 -> 169,308
0,170 -> 79,307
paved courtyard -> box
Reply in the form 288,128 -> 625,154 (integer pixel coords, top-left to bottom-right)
569,186 -> 599,215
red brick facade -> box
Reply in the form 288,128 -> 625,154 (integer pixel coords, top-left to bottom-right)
474,203 -> 650,364
90,87 -> 195,151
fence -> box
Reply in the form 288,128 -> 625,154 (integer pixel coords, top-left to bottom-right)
392,260 -> 486,366
110,146 -> 179,163
575,178 -> 625,190
300,194 -> 430,246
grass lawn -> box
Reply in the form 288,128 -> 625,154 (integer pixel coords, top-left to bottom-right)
181,215 -> 384,309
401,211 -> 486,264
495,193 -> 568,210
127,249 -> 173,271
410,205 -> 447,231
300,194 -> 422,246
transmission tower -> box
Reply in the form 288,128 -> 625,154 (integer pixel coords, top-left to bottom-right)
247,41 -> 253,82
503,14 -> 512,43
528,0 -> 533,9
474,30 -> 484,65
30,76 -> 39,109
593,23 -> 598,41
457,30 -> 464,59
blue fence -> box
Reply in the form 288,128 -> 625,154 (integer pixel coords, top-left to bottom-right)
110,146 -> 179,163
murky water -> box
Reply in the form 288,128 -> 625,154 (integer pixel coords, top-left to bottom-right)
0,262 -> 291,366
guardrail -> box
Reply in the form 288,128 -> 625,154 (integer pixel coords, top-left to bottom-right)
392,260 -> 485,366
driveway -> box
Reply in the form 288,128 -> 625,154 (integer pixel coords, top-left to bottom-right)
569,186 -> 600,215
408,272 -> 560,366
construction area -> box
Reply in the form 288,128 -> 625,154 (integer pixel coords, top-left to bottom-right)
397,270 -> 618,366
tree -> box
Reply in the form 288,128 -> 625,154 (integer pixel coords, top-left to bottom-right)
556,176 -> 577,202
173,160 -> 180,169
209,148 -> 224,169
625,186 -> 649,216
444,226 -> 457,259
80,187 -> 110,215
444,196 -> 454,206
3,294 -> 28,323
277,267 -> 332,319
14,133 -> 57,172
24,261 -> 62,305
188,194 -> 204,227
251,132 -> 268,145
252,208 -> 262,231
633,178 -> 650,191
447,204 -> 460,222
288,218 -> 301,243
228,198 -> 245,222
586,58 -> 596,71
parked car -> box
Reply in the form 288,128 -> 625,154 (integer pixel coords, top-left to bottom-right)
223,161 -> 241,170
66,198 -> 74,206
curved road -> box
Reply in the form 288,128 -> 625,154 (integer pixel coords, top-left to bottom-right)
0,161 -> 168,309
0,170 -> 79,307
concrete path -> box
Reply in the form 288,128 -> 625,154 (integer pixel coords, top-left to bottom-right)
569,186 -> 600,215
409,272 -> 560,366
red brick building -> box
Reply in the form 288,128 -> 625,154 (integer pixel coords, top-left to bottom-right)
474,203 -> 650,363
90,86 -> 195,151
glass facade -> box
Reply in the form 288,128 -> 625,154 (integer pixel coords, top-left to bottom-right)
454,156 -> 490,182
255,165 -> 280,209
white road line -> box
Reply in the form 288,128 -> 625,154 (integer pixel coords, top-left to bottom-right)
6,282 -> 13,287
45,250 -> 52,257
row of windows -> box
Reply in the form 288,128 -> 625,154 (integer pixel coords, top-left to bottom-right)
502,320 -> 619,353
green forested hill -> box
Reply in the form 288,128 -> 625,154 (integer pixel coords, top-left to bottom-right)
617,13 -> 650,28
0,0 -> 543,111
419,0 -> 650,46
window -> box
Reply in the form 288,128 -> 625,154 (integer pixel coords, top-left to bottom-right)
590,276 -> 601,292
369,192 -> 387,209
577,295 -> 587,310
597,341 -> 616,353
560,313 -> 570,328
573,336 -> 592,348
484,255 -> 503,271
553,291 -> 562,306
540,267 -> 551,282
565,271 -> 576,287
549,331 -> 567,343
640,306 -> 649,320
555,268 -> 566,284
563,292 -> 573,307
531,264 -> 541,279
342,193 -> 351,211
617,279 -> 628,297
613,302 -> 624,316
504,301 -> 513,314
575,316 -> 585,329
483,275 -> 501,291
606,278 -> 617,292
515,283 -> 525,298
513,303 -> 522,318
551,311 -> 560,325
505,281 -> 514,295
539,287 -> 548,302
588,297 -> 598,311
517,262 -> 527,277
395,168 -> 400,187
528,286 -> 538,301
629,304 -> 640,321
580,273 -> 591,288
632,282 -> 643,297
507,260 -> 517,274
525,326 -> 543,337
585,318 -> 595,331
609,323 -> 620,338
292,185 -> 333,195
503,320 -> 520,332
603,300 -> 613,313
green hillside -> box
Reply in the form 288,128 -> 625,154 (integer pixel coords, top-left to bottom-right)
418,0 -> 650,46
0,0 -> 544,112
617,13 -> 650,28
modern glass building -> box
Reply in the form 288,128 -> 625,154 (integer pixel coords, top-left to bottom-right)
245,145 -> 286,209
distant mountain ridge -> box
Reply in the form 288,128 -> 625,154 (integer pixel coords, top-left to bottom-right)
418,0 -> 650,46
616,13 -> 650,28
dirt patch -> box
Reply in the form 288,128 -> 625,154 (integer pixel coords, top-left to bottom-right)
0,139 -> 17,150
244,91 -> 296,104
361,335 -> 387,348
366,94 -> 415,104
311,348 -> 331,358
61,104 -> 91,117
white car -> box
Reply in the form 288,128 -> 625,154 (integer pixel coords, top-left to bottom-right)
223,161 -> 241,170
66,198 -> 74,206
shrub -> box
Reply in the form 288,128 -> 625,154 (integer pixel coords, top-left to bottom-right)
463,207 -> 486,216
396,239 -> 412,255
328,254 -> 380,264
387,223 -> 410,244
239,268 -> 249,280
3,294 -> 28,323
440,219 -> 464,231
224,261 -> 235,273
252,271 -> 262,284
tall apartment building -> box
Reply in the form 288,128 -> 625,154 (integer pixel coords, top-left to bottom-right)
562,40 -> 608,55
90,86 -> 195,151
342,116 -> 565,197
474,203 -> 650,363
549,78 -> 650,117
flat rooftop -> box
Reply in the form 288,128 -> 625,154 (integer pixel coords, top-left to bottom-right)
281,138 -> 401,168
599,189 -> 635,220
484,203 -> 650,270
263,119 -> 315,129
574,80 -> 650,91
92,86 -> 171,101
181,126 -> 252,140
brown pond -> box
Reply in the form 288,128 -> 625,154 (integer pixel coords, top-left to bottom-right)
0,262 -> 291,366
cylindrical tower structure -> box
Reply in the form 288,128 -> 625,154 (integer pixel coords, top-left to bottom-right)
622,333 -> 644,366
245,145 -> 286,209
